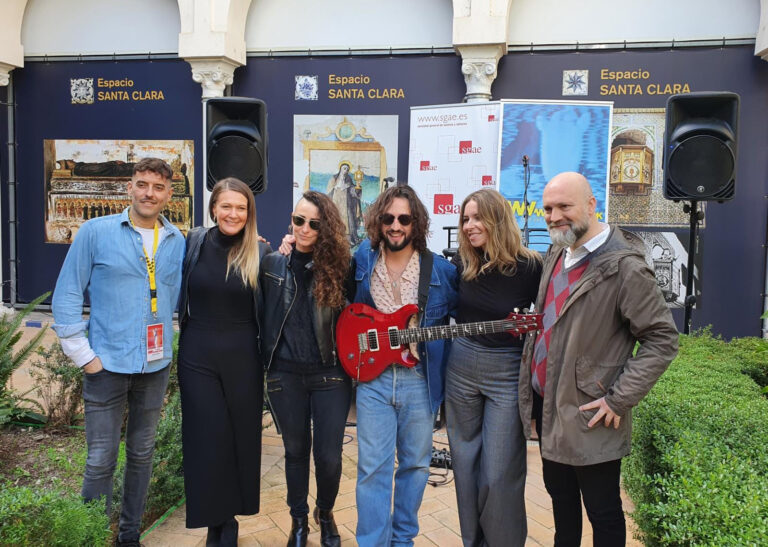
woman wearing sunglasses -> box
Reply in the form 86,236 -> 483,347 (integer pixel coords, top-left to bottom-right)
446,189 -> 542,547
260,191 -> 352,547
177,178 -> 271,546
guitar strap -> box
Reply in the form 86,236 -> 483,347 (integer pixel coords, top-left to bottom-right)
417,251 -> 433,323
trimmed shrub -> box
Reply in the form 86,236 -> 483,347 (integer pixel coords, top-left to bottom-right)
624,333 -> 768,545
0,485 -> 111,546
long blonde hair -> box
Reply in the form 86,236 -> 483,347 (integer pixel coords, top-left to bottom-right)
457,189 -> 541,281
209,177 -> 260,288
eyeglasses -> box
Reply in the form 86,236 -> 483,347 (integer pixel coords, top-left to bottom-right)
379,213 -> 413,226
292,215 -> 321,231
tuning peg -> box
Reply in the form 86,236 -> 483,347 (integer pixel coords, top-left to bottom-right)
514,307 -> 520,313
523,308 -> 530,314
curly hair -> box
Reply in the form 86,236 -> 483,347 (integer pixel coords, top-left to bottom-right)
364,184 -> 430,255
298,191 -> 350,308
457,189 -> 541,281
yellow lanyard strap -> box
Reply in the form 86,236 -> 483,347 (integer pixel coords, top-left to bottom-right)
129,209 -> 160,315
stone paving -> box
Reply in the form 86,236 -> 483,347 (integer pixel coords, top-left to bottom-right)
144,413 -> 642,547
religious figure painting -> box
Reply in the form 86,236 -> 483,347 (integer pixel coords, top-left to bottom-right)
44,139 -> 194,243
293,115 -> 398,248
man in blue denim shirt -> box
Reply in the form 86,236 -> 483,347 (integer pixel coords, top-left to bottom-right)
52,157 -> 184,547
351,185 -> 458,547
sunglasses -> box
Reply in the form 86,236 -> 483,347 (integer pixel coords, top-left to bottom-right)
292,215 -> 321,231
379,213 -> 413,226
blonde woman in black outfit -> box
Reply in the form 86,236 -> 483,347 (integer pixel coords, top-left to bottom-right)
261,191 -> 352,547
177,178 -> 270,546
446,189 -> 542,547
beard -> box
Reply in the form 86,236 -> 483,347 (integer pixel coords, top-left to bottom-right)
548,218 -> 589,247
384,230 -> 413,252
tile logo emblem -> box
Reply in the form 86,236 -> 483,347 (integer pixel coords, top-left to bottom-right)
71,78 -> 94,104
562,70 -> 588,96
295,75 -> 319,100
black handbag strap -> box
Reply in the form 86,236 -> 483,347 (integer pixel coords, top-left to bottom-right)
417,251 -> 433,319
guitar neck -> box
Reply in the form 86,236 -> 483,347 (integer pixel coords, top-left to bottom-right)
399,319 -> 521,344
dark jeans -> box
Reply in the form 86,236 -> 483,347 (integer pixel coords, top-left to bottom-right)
266,367 -> 352,518
533,391 -> 625,547
81,366 -> 170,543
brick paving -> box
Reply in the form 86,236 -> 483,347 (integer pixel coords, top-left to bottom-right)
144,411 -> 642,547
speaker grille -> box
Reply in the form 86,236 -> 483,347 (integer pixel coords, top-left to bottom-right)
666,134 -> 735,200
207,135 -> 265,192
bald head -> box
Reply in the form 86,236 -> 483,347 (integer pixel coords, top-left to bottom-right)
546,172 -> 594,201
542,171 -> 601,249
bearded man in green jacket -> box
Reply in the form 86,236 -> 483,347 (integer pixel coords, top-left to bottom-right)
519,171 -> 679,546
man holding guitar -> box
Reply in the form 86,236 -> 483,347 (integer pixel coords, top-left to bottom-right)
349,185 -> 458,547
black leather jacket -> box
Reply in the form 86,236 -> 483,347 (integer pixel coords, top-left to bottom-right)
178,226 -> 271,335
259,250 -> 341,370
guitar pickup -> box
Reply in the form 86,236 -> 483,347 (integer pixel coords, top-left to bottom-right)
388,326 -> 399,350
366,329 -> 380,352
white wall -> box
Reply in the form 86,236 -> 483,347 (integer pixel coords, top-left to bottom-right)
507,0 -> 760,45
244,0 -> 454,51
16,0 -> 761,57
21,0 -> 180,56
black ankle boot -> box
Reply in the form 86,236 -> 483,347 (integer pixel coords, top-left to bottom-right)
314,507 -> 341,547
219,518 -> 239,547
287,515 -> 309,547
206,523 -> 223,547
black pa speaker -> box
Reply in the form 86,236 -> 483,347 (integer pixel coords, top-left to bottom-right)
663,91 -> 739,201
205,97 -> 268,194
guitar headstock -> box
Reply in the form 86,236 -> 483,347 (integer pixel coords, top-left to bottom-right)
504,309 -> 543,335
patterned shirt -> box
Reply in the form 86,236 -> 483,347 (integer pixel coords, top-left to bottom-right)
370,247 -> 421,358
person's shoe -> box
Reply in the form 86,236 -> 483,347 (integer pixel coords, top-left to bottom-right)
314,507 -> 341,547
206,523 -> 223,547
114,539 -> 144,547
219,517 -> 239,547
287,515 -> 309,547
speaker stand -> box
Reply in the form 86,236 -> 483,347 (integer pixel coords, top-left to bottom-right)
682,201 -> 703,334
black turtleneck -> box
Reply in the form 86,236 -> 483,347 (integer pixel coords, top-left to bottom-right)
452,253 -> 542,348
186,228 -> 255,325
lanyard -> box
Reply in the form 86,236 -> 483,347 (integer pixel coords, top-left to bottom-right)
129,208 -> 160,315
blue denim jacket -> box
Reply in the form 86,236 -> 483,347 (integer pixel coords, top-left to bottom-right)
352,239 -> 458,413
52,209 -> 185,374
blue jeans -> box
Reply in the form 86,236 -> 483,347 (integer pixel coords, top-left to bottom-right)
446,339 -> 527,547
81,366 -> 170,542
355,364 -> 434,547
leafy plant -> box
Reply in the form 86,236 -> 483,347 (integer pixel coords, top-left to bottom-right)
624,332 -> 768,544
29,340 -> 83,426
0,293 -> 52,426
0,484 -> 111,546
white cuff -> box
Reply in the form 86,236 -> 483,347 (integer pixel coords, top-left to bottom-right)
59,336 -> 97,368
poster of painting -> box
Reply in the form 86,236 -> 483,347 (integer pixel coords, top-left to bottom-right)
44,139 -> 194,243
608,109 -> 697,227
631,230 -> 701,308
498,100 -> 612,252
408,102 -> 501,254
293,115 -> 398,248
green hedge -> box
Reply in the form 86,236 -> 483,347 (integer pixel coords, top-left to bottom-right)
0,485 -> 111,546
624,332 -> 768,545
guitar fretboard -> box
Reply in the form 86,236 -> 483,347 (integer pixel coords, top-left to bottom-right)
396,319 -> 535,344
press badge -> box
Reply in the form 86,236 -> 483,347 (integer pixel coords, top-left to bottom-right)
147,323 -> 164,362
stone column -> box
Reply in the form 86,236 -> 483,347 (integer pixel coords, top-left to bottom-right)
756,0 -> 768,61
187,58 -> 239,98
0,0 -> 27,86
452,0 -> 513,102
456,44 -> 506,103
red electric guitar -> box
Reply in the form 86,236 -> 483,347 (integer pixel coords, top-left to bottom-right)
336,303 -> 543,382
